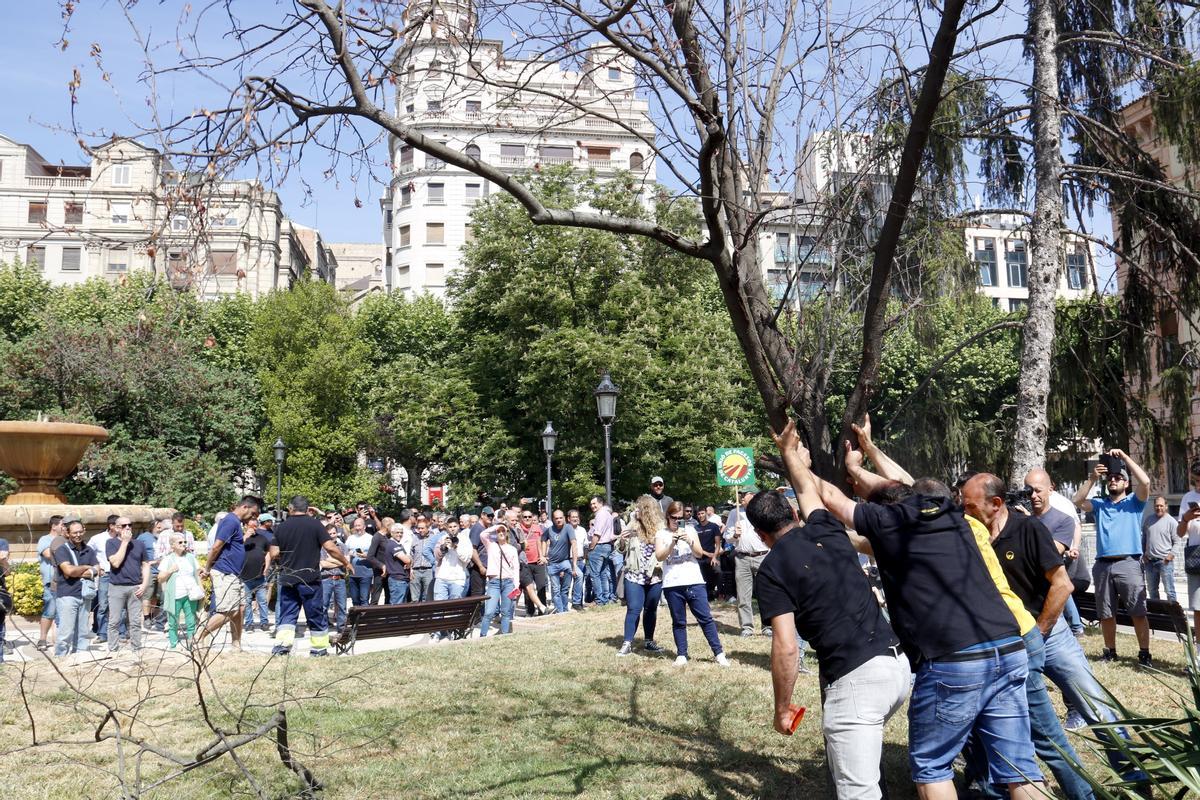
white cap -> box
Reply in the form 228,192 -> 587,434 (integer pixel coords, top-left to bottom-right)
650,476 -> 664,485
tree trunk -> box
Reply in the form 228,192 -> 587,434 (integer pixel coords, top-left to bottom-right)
1010,0 -> 1063,485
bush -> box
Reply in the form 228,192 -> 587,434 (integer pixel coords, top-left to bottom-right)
5,572 -> 43,616
185,519 -> 207,542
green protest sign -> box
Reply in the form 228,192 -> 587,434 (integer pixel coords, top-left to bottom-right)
715,448 -> 755,487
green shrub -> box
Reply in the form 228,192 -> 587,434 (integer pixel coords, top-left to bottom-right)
5,572 -> 43,616
185,519 -> 207,542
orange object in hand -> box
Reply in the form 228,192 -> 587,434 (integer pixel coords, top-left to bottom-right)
786,704 -> 806,734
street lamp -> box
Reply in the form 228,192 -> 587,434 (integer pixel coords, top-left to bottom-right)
594,371 -> 619,507
272,437 -> 287,517
541,421 -> 557,514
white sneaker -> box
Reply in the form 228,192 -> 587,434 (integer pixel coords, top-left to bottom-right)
715,653 -> 730,667
673,655 -> 688,666
616,642 -> 633,657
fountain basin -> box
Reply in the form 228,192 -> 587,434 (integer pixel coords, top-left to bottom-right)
0,421 -> 109,504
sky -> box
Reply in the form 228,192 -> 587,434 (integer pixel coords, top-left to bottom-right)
2,1 -> 1119,287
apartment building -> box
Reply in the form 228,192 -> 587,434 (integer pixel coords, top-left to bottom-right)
382,0 -> 657,297
0,133 -> 327,297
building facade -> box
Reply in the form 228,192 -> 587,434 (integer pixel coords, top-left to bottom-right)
0,133 -> 328,297
1115,95 -> 1200,500
382,0 -> 657,297
967,213 -> 1092,310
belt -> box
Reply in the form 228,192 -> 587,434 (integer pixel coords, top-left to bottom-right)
933,639 -> 1024,663
1098,555 -> 1137,562
412,566 -> 432,570
736,551 -> 768,558
323,575 -> 345,580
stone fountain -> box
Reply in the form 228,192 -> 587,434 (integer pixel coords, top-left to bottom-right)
0,420 -> 175,559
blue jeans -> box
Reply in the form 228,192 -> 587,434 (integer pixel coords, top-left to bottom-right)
588,544 -> 616,605
623,579 -> 663,643
1144,558 -> 1177,601
243,576 -> 270,626
55,596 -> 90,655
322,577 -> 347,629
480,577 -> 515,636
433,578 -> 467,600
93,573 -> 110,634
967,628 -> 1092,799
610,550 -> 625,596
549,560 -> 573,613
348,575 -> 371,607
41,584 -> 57,621
909,642 -> 1040,785
663,583 -> 723,658
387,576 -> 410,604
1062,595 -> 1084,635
571,561 -> 587,606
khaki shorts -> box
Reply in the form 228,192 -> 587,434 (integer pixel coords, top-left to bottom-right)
211,569 -> 245,615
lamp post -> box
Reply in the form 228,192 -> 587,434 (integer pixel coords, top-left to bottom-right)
272,437 -> 287,517
541,421 -> 557,514
594,371 -> 620,507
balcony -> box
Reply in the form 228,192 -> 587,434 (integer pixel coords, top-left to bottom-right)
26,175 -> 89,189
464,111 -> 483,121
498,155 -> 528,167
587,158 -> 612,169
584,118 -> 617,129
539,156 -> 574,165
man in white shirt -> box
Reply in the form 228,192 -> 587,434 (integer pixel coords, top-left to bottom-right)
1176,461 -> 1200,637
569,509 -> 589,610
724,490 -> 770,636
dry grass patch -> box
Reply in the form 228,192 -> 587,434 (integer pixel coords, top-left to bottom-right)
0,606 -> 1193,799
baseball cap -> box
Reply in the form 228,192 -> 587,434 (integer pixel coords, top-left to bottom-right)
481,506 -> 495,516
650,476 -> 664,485
258,513 -> 275,523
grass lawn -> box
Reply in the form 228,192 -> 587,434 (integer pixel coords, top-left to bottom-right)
0,604 -> 1195,799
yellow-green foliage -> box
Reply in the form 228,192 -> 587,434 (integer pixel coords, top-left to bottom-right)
5,572 -> 43,616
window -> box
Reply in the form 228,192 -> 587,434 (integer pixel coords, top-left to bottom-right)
400,145 -> 414,169
171,215 -> 188,232
219,214 -> 239,228
629,151 -> 644,170
400,185 -> 412,207
500,143 -> 525,164
208,251 -> 238,275
167,252 -> 190,289
106,250 -> 129,273
465,144 -> 481,160
1167,439 -> 1189,494
426,262 -> 445,285
426,222 -> 444,244
110,201 -> 131,225
28,246 -> 46,270
405,103 -> 415,114
27,201 -> 47,224
465,183 -> 481,203
399,225 -> 411,247
539,145 -> 573,164
466,99 -> 481,113
974,237 -> 997,287
111,164 -> 131,186
608,67 -> 621,80
1005,240 -> 1028,287
64,202 -> 83,225
767,268 -> 790,302
428,182 -> 445,204
427,99 -> 442,113
61,246 -> 81,272
427,142 -> 447,170
1066,249 -> 1087,290
775,232 -> 790,262
587,147 -> 611,165
396,264 -> 411,290
464,224 -> 475,243
1008,298 -> 1027,312
385,209 -> 393,226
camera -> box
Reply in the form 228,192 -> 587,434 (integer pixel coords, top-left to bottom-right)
447,534 -> 459,546
1006,486 -> 1033,513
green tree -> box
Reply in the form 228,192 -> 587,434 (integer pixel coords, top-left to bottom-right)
248,281 -> 375,507
452,170 -> 769,509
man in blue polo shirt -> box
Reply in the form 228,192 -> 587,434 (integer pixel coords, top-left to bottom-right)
197,496 -> 261,652
1073,449 -> 1153,665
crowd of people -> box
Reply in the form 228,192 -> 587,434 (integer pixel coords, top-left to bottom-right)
1,421 -> 1197,800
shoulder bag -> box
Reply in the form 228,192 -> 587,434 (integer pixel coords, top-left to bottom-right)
1185,543 -> 1200,575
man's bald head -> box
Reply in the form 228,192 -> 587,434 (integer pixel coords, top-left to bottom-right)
961,473 -> 1006,528
1023,468 -> 1053,514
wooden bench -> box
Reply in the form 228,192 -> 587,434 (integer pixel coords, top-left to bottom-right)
1073,590 -> 1189,639
334,596 -> 486,655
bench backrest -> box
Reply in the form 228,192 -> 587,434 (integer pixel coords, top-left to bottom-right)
1073,591 -> 1187,635
345,596 -> 485,640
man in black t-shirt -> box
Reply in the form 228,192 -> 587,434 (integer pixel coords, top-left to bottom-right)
775,423 -> 1043,799
961,474 -> 1093,800
269,496 -> 351,657
240,518 -> 274,632
694,507 -> 724,601
749,482 -> 908,800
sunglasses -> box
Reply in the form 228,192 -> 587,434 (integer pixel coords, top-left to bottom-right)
670,515 -> 684,521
